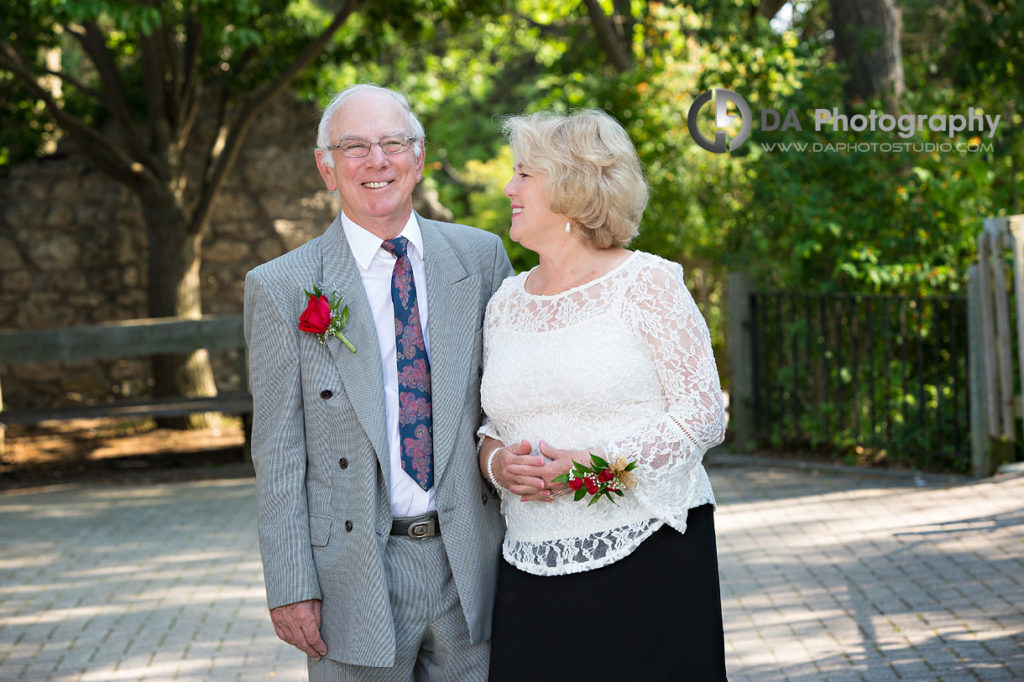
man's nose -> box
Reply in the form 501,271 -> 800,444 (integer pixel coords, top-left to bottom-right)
365,143 -> 390,165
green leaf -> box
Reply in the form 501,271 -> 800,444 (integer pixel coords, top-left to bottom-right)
552,473 -> 569,483
590,453 -> 609,469
574,488 -> 587,502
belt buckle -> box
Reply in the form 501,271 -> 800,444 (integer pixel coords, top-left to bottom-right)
407,517 -> 434,539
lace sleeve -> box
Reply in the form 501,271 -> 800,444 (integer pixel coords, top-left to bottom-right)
476,283 -> 506,444
605,259 -> 725,529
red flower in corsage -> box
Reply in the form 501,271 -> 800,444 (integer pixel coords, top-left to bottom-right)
553,453 -> 638,506
300,285 -> 357,353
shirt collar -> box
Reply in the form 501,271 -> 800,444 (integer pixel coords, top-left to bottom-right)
340,211 -> 424,271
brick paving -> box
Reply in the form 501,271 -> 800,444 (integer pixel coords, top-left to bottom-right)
0,456 -> 1022,681
712,456 -> 1024,681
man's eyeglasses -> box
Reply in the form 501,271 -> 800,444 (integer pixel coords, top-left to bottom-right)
324,136 -> 418,158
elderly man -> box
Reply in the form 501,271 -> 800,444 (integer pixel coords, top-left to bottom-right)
244,84 -> 513,681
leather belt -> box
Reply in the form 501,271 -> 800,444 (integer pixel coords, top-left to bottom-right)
390,511 -> 439,539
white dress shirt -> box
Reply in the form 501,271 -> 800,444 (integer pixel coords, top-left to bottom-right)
341,211 -> 435,517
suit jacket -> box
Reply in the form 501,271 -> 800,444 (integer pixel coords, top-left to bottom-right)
243,213 -> 513,667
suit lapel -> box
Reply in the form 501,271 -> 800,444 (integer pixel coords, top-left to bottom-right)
420,216 -> 480,484
320,217 -> 391,485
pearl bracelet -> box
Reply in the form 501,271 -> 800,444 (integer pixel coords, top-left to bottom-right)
486,446 -> 505,492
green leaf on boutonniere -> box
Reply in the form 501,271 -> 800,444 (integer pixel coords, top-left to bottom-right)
299,284 -> 356,353
556,452 -> 638,506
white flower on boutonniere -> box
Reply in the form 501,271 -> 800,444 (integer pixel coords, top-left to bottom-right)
298,284 -> 356,352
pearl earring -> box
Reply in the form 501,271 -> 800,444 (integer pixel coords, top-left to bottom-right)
564,221 -> 571,233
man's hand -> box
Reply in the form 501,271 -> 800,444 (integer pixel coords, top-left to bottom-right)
519,440 -> 585,502
493,439 -> 546,497
270,599 -> 328,660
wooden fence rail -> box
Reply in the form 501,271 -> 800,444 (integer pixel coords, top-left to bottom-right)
0,315 -> 251,457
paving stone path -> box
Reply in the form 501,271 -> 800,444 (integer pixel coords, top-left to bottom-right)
1,456 -> 1021,681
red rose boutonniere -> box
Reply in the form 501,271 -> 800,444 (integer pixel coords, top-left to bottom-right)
553,453 -> 638,506
300,285 -> 356,352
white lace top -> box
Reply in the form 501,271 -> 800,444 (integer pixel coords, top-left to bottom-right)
478,251 -> 726,576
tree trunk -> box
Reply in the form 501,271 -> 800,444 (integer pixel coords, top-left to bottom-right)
582,0 -> 632,73
830,0 -> 904,113
140,184 -> 218,429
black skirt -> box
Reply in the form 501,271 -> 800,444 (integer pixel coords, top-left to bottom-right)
488,504 -> 727,682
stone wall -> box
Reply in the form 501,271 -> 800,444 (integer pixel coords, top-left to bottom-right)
0,95 -> 337,409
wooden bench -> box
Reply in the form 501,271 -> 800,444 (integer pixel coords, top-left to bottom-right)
0,315 -> 251,457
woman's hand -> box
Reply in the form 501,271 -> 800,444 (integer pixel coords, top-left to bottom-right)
483,438 -> 546,497
517,440 -> 597,503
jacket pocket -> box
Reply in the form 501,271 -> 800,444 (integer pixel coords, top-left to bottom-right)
309,514 -> 333,547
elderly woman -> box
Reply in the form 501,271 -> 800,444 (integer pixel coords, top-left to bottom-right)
477,109 -> 728,681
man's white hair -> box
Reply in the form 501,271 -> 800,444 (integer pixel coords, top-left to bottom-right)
317,84 -> 425,168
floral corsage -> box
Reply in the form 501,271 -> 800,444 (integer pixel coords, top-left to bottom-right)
553,453 -> 638,506
299,284 -> 356,352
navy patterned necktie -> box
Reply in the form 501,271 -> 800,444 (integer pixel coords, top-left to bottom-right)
380,237 -> 433,491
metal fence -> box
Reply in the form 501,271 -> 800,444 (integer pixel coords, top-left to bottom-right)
749,291 -> 971,469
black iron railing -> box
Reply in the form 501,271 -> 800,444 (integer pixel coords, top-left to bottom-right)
750,291 -> 970,468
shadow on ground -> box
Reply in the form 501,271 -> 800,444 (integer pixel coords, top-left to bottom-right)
0,418 -> 251,490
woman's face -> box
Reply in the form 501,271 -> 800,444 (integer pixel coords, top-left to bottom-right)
503,163 -> 565,251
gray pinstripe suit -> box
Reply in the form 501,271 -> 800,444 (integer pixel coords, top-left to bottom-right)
243,213 -> 512,669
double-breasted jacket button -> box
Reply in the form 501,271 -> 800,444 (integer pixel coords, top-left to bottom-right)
338,457 -> 348,470
344,520 -> 353,532
481,492 -> 489,505
319,389 -> 333,399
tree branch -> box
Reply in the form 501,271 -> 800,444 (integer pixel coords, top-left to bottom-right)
44,67 -> 104,101
612,0 -> 634,45
155,0 -> 182,130
192,77 -> 232,221
439,159 -> 487,192
512,11 -> 575,33
138,28 -> 171,174
66,21 -> 148,159
0,42 -> 154,187
176,7 -> 202,149
189,0 -> 362,234
757,0 -> 789,21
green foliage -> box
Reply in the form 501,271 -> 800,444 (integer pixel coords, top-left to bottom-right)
752,292 -> 970,471
4,0 -> 1018,467
0,0 -> 328,167
291,3 -> 1016,453
0,0 -> 60,165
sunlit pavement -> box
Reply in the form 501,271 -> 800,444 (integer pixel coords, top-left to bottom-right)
712,455 -> 1024,681
0,456 -> 1022,681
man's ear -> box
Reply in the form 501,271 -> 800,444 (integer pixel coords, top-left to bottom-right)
414,140 -> 426,183
315,150 -> 337,191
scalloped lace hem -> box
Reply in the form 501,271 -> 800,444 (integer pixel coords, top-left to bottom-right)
502,519 -> 666,576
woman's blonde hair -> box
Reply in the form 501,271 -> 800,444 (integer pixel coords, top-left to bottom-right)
501,109 -> 648,249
